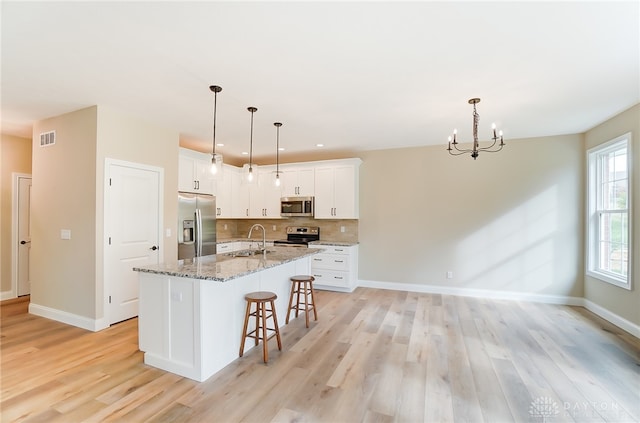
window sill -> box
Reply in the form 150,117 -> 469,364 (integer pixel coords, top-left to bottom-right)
586,270 -> 631,290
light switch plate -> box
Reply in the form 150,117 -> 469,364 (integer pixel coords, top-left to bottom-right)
61,229 -> 71,240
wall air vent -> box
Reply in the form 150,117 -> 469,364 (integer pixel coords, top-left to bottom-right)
40,130 -> 56,147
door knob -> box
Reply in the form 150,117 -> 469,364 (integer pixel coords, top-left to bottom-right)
20,240 -> 31,245
150,245 -> 158,251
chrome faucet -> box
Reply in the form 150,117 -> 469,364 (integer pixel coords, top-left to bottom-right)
248,224 -> 266,252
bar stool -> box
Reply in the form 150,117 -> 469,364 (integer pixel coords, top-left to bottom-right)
239,291 -> 282,363
286,275 -> 318,328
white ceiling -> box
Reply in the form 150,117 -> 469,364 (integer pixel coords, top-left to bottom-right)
2,1 -> 639,163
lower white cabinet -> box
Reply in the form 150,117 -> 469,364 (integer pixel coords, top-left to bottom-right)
308,244 -> 358,292
216,242 -> 241,254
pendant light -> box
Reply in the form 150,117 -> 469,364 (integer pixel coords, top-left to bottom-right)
245,106 -> 258,183
209,85 -> 223,174
273,122 -> 283,187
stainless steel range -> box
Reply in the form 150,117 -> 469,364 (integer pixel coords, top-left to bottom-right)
273,226 -> 320,247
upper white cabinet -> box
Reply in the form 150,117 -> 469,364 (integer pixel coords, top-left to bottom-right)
178,148 -> 215,195
178,149 -> 361,220
314,159 -> 361,219
280,166 -> 315,197
233,166 -> 282,218
248,168 -> 282,218
214,165 -> 235,218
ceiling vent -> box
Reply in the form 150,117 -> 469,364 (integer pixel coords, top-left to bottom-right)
40,130 -> 56,147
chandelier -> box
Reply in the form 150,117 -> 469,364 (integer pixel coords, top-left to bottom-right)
447,98 -> 505,160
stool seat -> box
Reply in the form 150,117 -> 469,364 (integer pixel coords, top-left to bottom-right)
286,275 -> 318,328
245,291 -> 277,301
239,291 -> 282,363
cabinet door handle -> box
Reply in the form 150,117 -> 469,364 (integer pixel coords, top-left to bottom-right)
335,260 -> 344,263
335,249 -> 344,252
334,276 -> 344,280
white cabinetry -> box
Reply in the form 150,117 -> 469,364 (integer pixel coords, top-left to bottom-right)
249,169 -> 281,218
308,244 -> 358,292
214,164 -> 235,218
178,148 -> 215,195
233,167 -> 281,219
314,159 -> 361,219
216,242 -> 241,254
280,166 -> 315,197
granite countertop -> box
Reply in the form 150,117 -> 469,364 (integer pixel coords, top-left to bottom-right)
133,246 -> 320,282
309,241 -> 359,247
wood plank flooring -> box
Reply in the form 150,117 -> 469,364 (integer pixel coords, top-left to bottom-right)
1,288 -> 639,422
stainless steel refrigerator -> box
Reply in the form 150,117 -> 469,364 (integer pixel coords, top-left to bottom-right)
178,192 -> 216,260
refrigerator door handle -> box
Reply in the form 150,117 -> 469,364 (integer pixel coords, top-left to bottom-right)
195,208 -> 203,257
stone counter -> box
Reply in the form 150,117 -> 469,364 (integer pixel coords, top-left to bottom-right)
133,246 -> 319,282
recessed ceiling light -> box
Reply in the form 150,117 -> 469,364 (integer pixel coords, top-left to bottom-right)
316,143 -> 324,148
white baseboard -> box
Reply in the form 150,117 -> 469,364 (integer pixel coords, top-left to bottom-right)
357,280 -> 640,338
1,290 -> 16,301
582,299 -> 640,338
29,303 -> 109,332
358,279 -> 584,306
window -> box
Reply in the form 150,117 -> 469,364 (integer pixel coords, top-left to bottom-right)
586,133 -> 632,289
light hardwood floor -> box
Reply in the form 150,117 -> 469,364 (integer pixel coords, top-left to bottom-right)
1,288 -> 639,422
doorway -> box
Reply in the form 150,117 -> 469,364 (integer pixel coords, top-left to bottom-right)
12,174 -> 32,298
104,159 -> 163,325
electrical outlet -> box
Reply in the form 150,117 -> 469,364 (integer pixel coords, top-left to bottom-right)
60,229 -> 71,240
446,271 -> 453,279
224,224 -> 228,230
166,228 -> 171,237
340,226 -> 345,233
272,225 -> 277,231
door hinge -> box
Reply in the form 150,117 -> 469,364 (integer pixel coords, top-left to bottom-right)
108,295 -> 112,304
108,237 -> 111,245
109,178 -> 112,186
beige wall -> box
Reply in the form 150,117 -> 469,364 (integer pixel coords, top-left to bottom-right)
358,134 -> 584,298
584,104 -> 640,327
31,107 -> 98,318
30,105 -> 179,323
95,106 -> 179,319
0,134 -> 32,293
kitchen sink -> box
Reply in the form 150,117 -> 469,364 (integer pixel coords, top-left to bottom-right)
225,249 -> 273,258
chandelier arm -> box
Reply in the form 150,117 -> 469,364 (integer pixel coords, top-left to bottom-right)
477,139 -> 499,151
451,143 -> 474,153
447,149 -> 470,156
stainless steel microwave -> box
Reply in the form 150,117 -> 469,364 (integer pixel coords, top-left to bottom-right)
281,196 -> 314,217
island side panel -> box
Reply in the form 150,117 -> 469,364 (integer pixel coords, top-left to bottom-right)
139,272 -> 202,381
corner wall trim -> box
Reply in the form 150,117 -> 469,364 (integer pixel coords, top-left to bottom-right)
29,303 -> 109,332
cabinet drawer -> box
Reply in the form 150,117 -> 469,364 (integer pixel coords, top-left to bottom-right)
310,254 -> 349,271
312,246 -> 350,255
311,270 -> 350,288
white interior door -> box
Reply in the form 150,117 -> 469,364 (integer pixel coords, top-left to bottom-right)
106,162 -> 161,325
17,176 -> 32,296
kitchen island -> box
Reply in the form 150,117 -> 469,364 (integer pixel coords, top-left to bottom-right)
133,247 -> 320,382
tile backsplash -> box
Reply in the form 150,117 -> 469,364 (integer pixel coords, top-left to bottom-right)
217,218 -> 358,243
